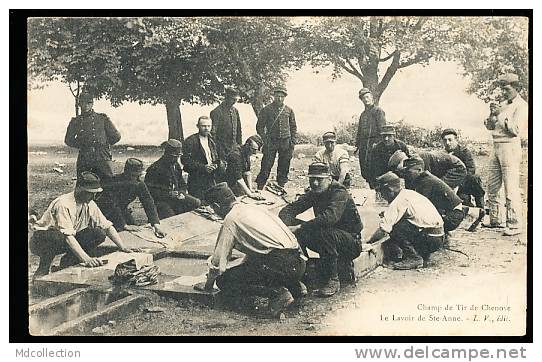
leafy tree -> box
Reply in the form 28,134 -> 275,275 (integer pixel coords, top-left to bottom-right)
454,16 -> 529,102
298,16 -> 458,105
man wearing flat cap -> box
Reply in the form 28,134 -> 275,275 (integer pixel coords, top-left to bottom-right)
366,172 -> 444,270
195,183 -> 307,318
354,88 -> 387,187
255,86 -> 298,189
388,149 -> 467,190
223,135 -> 265,199
482,73 -> 528,236
313,131 -> 352,187
29,171 -> 140,277
279,162 -> 363,297
64,91 -> 121,182
367,125 -> 410,188
96,158 -> 166,238
145,139 -> 201,219
210,87 -> 243,155
440,128 -> 485,210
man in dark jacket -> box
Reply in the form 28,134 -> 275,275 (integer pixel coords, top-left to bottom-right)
210,87 -> 243,155
441,128 -> 485,209
224,135 -> 265,199
367,125 -> 410,188
255,86 -> 297,189
96,158 -> 166,237
64,91 -> 121,181
355,88 -> 386,185
181,116 -> 226,199
145,139 -> 201,219
402,157 -> 465,233
389,149 -> 467,190
279,163 -> 363,297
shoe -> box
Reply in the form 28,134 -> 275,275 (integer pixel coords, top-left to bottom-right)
391,256 -> 424,270
481,222 -> 505,229
315,277 -> 340,297
338,259 -> 356,286
467,209 -> 486,232
268,287 -> 294,318
288,280 -> 308,299
503,228 -> 521,236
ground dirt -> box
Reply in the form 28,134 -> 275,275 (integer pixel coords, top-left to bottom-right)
27,144 -> 529,336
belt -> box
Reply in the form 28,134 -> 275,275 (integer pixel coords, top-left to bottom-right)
422,226 -> 445,237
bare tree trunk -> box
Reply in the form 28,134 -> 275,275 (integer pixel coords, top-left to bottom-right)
165,98 -> 184,141
249,85 -> 266,117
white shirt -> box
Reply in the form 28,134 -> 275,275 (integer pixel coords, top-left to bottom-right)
32,192 -> 113,236
199,135 -> 213,165
210,203 -> 299,272
380,189 -> 443,234
491,95 -> 528,143
314,146 -> 350,177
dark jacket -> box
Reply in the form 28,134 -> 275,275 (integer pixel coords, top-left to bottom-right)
144,156 -> 188,201
278,181 -> 363,235
210,103 -> 242,154
407,171 -> 462,216
181,133 -> 225,199
224,145 -> 251,189
256,102 -> 297,143
368,139 -> 409,187
64,111 -> 121,160
97,174 -> 160,230
355,105 -> 386,149
448,144 -> 476,175
418,150 -> 467,189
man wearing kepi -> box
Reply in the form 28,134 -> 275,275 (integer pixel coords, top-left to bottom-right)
96,158 -> 166,237
483,73 -> 528,236
64,91 -> 121,182
210,87 -> 242,155
194,183 -> 307,318
367,125 -> 409,189
366,172 -> 444,270
441,128 -> 485,210
401,157 -> 465,233
355,88 -> 386,187
279,163 -> 363,297
255,86 -> 297,189
224,135 -> 265,199
145,139 -> 201,219
313,131 -> 352,187
29,172 -> 139,277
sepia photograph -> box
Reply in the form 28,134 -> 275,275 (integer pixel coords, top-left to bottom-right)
18,12 -> 531,338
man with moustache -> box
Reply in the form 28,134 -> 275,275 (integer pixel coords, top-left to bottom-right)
210,87 -> 243,155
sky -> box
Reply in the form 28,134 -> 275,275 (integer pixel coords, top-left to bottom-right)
27,61 -> 493,145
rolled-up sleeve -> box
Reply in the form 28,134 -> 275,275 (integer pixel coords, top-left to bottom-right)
89,202 -> 113,230
52,204 -> 76,236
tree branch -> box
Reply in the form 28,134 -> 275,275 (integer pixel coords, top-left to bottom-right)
398,54 -> 431,69
379,50 -> 398,62
377,51 -> 401,95
345,58 -> 364,79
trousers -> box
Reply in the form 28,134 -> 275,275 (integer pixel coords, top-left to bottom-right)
256,138 -> 293,187
457,174 -> 485,208
487,141 -> 523,229
388,219 -> 443,261
155,195 -> 201,220
443,208 -> 465,232
76,153 -> 114,183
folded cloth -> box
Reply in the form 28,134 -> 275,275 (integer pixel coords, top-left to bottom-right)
109,259 -> 160,287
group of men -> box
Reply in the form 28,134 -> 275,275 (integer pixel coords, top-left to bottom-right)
29,72 -> 527,317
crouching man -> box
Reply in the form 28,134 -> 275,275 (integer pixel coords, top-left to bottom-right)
367,172 -> 444,270
29,172 -> 140,277
278,162 -> 363,297
194,183 -> 307,318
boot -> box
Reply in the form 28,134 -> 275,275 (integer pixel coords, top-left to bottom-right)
268,287 -> 294,318
316,258 -> 340,297
33,256 -> 53,278
338,258 -> 356,286
392,244 -> 423,270
288,280 -> 308,299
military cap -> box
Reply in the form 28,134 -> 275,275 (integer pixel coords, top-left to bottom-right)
440,128 -> 458,139
273,86 -> 288,96
322,131 -> 337,142
375,171 -> 401,189
124,158 -> 145,174
497,73 -> 520,86
403,156 -> 425,170
76,171 -> 103,193
388,150 -> 408,171
225,87 -> 239,96
380,125 -> 396,136
359,88 -> 372,97
205,182 -> 237,210
78,92 -> 94,103
164,139 -> 182,156
247,134 -> 264,150
308,162 -> 331,178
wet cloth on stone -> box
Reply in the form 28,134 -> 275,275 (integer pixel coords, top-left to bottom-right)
109,259 -> 160,287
